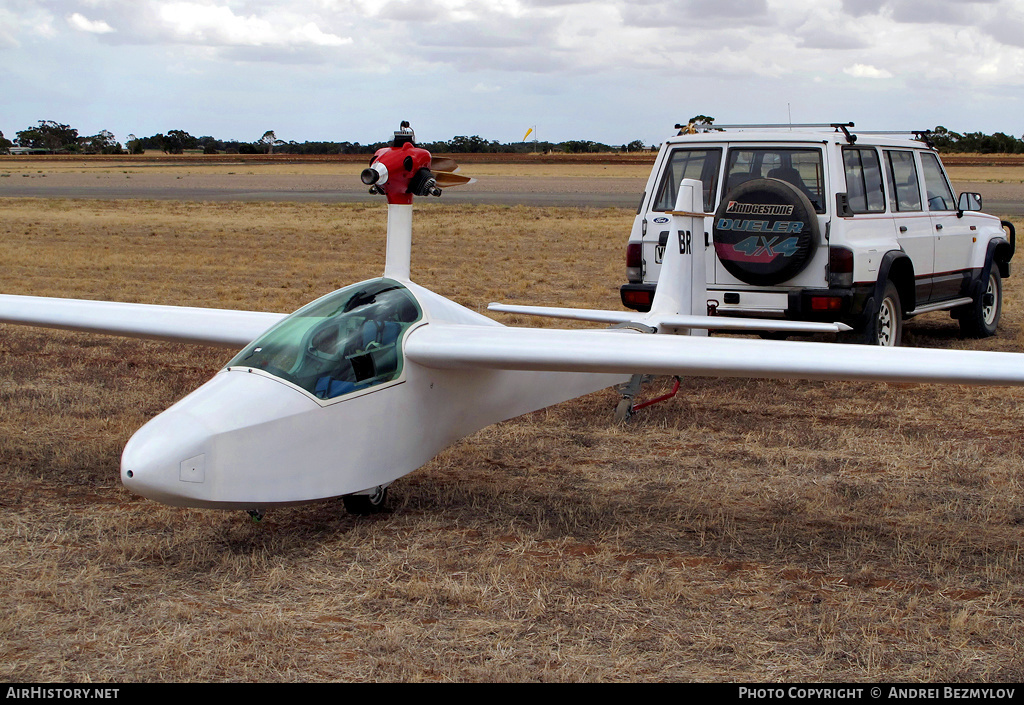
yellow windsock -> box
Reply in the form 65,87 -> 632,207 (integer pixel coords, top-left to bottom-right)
523,127 -> 533,141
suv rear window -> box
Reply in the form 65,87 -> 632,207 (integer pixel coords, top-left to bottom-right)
653,148 -> 722,212
723,148 -> 826,213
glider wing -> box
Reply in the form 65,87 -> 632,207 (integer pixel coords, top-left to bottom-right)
406,324 -> 1024,387
487,303 -> 852,333
0,294 -> 285,349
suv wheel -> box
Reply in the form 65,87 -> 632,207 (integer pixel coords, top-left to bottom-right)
873,283 -> 903,346
844,280 -> 902,346
959,267 -> 1002,338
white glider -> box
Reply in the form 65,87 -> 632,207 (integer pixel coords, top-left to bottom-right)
2,132 -> 1023,516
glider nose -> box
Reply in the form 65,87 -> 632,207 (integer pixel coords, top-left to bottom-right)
119,369 -> 322,508
121,407 -> 213,507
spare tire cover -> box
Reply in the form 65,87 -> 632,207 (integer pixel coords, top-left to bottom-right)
713,178 -> 819,286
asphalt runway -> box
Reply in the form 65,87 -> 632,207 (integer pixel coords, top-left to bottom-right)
0,171 -> 647,209
0,170 -> 1020,215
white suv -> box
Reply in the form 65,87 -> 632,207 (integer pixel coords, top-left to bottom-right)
620,123 -> 1015,345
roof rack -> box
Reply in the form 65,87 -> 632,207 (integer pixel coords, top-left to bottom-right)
671,122 -> 933,147
674,121 -> 858,142
705,122 -> 854,130
854,130 -> 934,147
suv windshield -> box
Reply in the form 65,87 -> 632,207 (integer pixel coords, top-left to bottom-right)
723,148 -> 826,213
227,279 -> 422,400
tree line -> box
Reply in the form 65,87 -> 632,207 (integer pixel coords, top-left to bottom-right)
4,118 -> 1024,156
929,126 -> 1024,154
0,120 -> 650,156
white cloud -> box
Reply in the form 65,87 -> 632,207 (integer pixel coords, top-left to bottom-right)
4,0 -> 1024,144
68,13 -> 115,34
13,5 -> 58,39
843,63 -> 893,79
155,2 -> 351,47
0,9 -> 21,48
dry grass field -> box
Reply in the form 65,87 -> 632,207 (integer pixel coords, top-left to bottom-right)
1,186 -> 1024,682
0,156 -> 654,179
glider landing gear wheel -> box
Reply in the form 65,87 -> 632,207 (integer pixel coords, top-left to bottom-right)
343,485 -> 389,515
959,268 -> 1001,338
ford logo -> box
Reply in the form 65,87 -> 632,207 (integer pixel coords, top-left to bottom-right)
653,217 -> 670,224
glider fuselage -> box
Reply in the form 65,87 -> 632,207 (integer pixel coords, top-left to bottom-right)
120,279 -> 625,509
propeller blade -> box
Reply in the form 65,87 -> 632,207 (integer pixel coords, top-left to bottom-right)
434,172 -> 475,188
430,157 -> 460,173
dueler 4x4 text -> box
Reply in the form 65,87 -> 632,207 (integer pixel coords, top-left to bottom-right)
620,123 -> 1015,346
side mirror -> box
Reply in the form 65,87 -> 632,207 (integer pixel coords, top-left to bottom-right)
958,192 -> 983,212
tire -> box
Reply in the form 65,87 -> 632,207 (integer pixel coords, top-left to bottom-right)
712,178 -> 820,286
959,267 -> 1002,338
843,280 -> 902,346
342,485 -> 388,515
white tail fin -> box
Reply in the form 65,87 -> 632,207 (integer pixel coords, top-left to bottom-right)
647,178 -> 708,334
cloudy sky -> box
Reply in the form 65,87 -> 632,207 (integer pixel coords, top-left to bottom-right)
2,0 -> 1024,147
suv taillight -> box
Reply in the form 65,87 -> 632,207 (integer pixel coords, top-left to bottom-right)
626,243 -> 643,283
829,246 -> 854,287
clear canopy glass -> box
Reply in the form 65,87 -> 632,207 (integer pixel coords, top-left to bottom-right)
227,279 -> 422,400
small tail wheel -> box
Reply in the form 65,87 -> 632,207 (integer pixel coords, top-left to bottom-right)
614,397 -> 633,423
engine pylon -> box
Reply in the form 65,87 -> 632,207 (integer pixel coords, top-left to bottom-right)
361,122 -> 471,280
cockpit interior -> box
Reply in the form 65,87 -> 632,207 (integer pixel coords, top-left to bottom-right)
227,279 -> 422,401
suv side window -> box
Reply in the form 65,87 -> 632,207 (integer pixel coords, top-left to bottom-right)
842,147 -> 885,213
653,148 -> 722,212
723,148 -> 825,213
920,152 -> 956,211
884,150 -> 922,212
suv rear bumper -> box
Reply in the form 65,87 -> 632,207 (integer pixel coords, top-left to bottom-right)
620,283 -> 873,322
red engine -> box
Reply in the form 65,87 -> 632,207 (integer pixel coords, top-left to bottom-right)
361,123 -> 440,205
